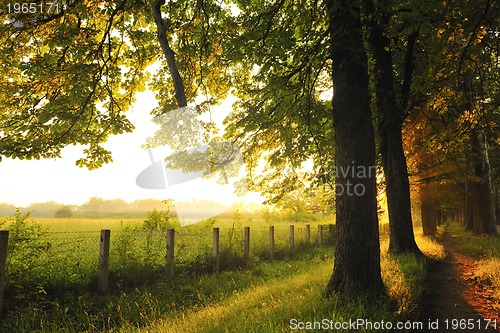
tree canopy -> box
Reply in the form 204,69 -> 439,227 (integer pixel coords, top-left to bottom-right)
1,0 -> 499,298
3,0 -> 497,198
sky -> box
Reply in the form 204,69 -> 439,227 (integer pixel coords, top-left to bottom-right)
0,90 -> 263,208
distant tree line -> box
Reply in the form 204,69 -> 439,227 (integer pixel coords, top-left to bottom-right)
0,198 -> 171,219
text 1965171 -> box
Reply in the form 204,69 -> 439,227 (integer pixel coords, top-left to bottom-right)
7,2 -> 60,14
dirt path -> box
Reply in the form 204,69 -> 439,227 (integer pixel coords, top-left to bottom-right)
416,229 -> 499,332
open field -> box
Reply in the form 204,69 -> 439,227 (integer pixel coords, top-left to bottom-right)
0,234 -> 443,333
0,214 -> 334,292
0,213 -> 446,332
28,217 -> 146,232
32,213 -> 333,231
0,215 -> 440,332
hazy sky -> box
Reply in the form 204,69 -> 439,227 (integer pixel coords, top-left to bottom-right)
0,90 -> 262,208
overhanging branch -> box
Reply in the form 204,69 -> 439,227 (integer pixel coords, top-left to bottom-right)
152,0 -> 188,108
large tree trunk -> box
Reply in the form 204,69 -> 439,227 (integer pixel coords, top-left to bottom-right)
467,131 -> 497,234
325,0 -> 384,297
362,0 -> 422,255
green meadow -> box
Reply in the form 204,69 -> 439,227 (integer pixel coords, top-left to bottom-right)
0,212 -> 442,332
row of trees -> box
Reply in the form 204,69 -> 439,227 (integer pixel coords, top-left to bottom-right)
0,198 -> 169,218
403,0 -> 499,236
1,0 -> 498,297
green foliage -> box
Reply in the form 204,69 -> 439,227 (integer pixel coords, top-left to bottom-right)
143,200 -> 180,231
276,183 -> 334,215
0,210 -> 47,293
222,0 -> 334,202
0,0 -> 157,167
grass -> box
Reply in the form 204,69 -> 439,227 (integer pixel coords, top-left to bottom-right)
129,234 -> 443,333
444,222 -> 500,258
443,222 -> 500,307
3,246 -> 425,333
0,214 -> 445,333
135,249 -> 338,333
380,232 -> 445,318
0,215 -> 335,332
31,218 -> 145,232
2,216 -> 331,293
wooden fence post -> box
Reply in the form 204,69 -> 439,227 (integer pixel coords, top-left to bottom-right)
166,229 -> 175,277
318,225 -> 323,246
289,225 -> 294,256
0,231 -> 8,313
98,229 -> 110,294
269,226 -> 275,260
213,228 -> 220,273
305,224 -> 310,245
244,227 -> 250,260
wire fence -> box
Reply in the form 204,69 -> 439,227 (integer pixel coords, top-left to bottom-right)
0,223 -> 343,312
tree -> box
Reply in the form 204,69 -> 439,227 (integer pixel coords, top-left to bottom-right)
79,196 -> 105,218
143,200 -> 179,230
324,0 -> 384,296
362,0 -> 422,255
26,201 -> 65,218
54,206 -> 73,218
2,0 -> 387,298
8,0 -> 498,298
405,0 -> 499,235
276,182 -> 333,215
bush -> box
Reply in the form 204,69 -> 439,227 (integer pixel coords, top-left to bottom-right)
143,200 -> 180,231
0,209 -> 47,294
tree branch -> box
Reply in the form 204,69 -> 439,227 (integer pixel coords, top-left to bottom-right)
400,28 -> 419,115
152,0 -> 187,108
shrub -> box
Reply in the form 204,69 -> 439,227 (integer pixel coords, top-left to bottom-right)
143,200 -> 180,231
0,209 -> 47,294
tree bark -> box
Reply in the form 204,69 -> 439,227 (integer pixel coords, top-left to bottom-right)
420,182 -> 437,236
465,182 -> 475,230
495,185 -> 500,225
467,131 -> 497,234
152,0 -> 187,108
325,0 -> 384,297
362,0 -> 422,255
